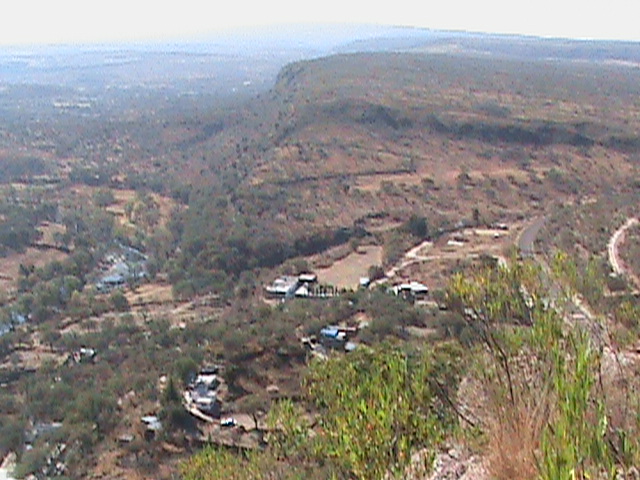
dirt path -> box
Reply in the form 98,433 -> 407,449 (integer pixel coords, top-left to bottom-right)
518,217 -> 607,345
608,217 -> 639,290
384,240 -> 433,279
517,216 -> 545,258
381,226 -> 510,284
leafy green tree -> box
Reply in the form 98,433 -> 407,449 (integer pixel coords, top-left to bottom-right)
67,390 -> 118,438
93,188 -> 116,207
0,416 -> 26,457
161,376 -> 192,431
367,264 -> 385,282
40,323 -> 61,351
405,214 -> 428,238
109,290 -> 130,312
174,357 -> 199,385
12,445 -> 49,479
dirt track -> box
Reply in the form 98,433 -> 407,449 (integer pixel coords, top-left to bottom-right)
517,217 -> 546,258
608,217 -> 639,291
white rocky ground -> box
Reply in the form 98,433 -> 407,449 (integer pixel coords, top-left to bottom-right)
0,453 -> 16,480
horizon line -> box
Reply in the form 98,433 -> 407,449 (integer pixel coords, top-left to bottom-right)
1,23 -> 640,49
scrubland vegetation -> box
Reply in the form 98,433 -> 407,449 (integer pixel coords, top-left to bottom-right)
0,34 -> 639,479
183,259 -> 640,479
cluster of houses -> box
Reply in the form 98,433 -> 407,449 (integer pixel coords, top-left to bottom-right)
265,273 -> 340,299
265,271 -> 429,304
95,245 -> 148,293
302,324 -> 360,359
183,366 -> 223,419
318,325 -> 358,352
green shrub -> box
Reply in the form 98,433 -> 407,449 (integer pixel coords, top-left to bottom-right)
109,290 -> 130,312
302,346 -> 458,479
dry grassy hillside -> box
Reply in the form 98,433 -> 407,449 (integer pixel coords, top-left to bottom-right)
617,222 -> 640,285
221,53 -> 640,235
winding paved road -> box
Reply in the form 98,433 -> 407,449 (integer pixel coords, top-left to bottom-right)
517,215 -> 604,344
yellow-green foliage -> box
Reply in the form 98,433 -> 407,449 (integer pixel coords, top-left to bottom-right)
267,399 -> 310,461
447,258 -> 640,479
551,251 -> 606,309
614,300 -> 640,330
537,328 -> 612,480
182,344 -> 460,480
183,256 -> 640,480
303,346 -> 459,479
181,447 -> 306,480
447,259 -> 545,328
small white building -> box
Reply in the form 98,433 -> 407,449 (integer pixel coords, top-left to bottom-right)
392,281 -> 429,300
265,276 -> 300,297
298,273 -> 318,284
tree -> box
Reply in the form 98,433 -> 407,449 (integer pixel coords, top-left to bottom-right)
93,188 -> 116,207
174,357 -> 199,385
161,376 -> 192,431
301,346 -> 457,479
0,416 -> 26,457
109,290 -> 130,312
405,214 -> 428,238
163,376 -> 181,405
12,445 -> 49,479
367,264 -> 385,282
40,323 -> 61,351
68,390 -> 118,438
472,207 -> 481,225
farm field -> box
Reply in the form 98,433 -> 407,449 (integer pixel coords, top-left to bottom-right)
315,245 -> 383,288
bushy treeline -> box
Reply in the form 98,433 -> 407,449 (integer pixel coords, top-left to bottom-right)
0,156 -> 48,182
166,185 -> 366,297
0,202 -> 56,255
1,199 -> 120,328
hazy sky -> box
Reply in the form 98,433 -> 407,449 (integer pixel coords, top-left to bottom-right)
1,0 -> 639,45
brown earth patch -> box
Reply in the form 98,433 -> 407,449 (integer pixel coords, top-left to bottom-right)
125,283 -> 174,307
315,245 -> 383,289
